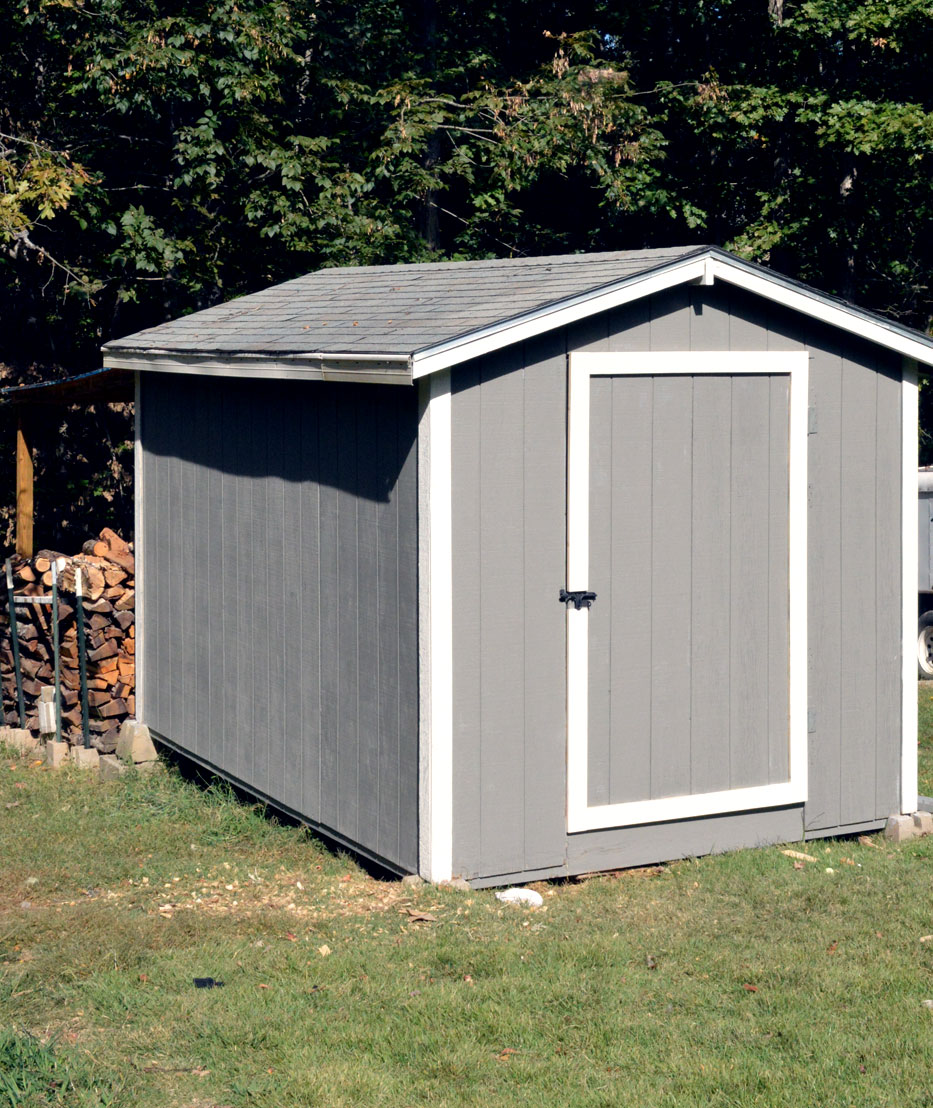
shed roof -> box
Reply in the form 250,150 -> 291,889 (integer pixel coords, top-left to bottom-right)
103,246 -> 933,382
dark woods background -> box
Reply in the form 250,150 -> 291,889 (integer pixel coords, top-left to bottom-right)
2,0 -> 932,547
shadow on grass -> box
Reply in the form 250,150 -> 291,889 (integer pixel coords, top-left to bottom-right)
155,743 -> 403,885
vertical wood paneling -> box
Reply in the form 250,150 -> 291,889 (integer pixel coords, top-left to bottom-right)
299,397 -> 322,820
768,375 -> 791,784
586,377 -> 613,807
729,375 -> 772,789
649,375 -> 693,799
803,339 -> 843,830
264,386 -> 287,804
219,387 -> 238,777
140,374 -> 419,872
356,393 -> 380,848
607,376 -> 653,804
280,392 -> 303,814
839,348 -> 878,824
395,419 -> 419,872
316,390 -> 340,832
376,399 -> 401,862
204,385 -> 225,770
521,332 -> 569,872
688,287 -> 731,350
689,375 -> 733,793
478,353 -> 526,876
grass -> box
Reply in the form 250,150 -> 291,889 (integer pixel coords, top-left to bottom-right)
919,677 -> 933,795
4,698 -> 933,1106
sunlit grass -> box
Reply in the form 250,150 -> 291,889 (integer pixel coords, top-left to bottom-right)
3,727 -> 933,1107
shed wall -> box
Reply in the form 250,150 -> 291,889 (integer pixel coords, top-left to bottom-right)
450,282 -> 904,883
138,373 -> 419,872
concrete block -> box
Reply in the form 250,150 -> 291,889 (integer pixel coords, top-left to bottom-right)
71,746 -> 100,771
0,728 -> 39,756
37,701 -> 56,736
99,754 -> 127,781
913,811 -> 933,836
43,741 -> 69,769
115,721 -> 158,764
885,814 -> 920,843
38,686 -> 55,703
401,874 -> 424,889
440,877 -> 471,891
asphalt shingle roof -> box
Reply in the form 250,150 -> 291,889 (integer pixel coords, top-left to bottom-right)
103,246 -> 706,357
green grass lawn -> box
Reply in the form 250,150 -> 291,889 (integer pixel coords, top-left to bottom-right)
4,703 -> 933,1108
919,678 -> 933,796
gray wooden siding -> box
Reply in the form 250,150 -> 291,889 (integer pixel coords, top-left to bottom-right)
451,282 -> 902,882
587,372 -> 790,808
139,373 -> 419,872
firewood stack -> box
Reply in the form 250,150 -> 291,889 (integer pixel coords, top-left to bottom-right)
0,527 -> 135,752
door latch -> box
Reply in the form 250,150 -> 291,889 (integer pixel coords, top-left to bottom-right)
559,589 -> 597,610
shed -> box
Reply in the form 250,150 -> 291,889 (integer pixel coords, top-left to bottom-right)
102,246 -> 933,886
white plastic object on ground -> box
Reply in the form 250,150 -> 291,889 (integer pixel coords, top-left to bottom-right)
495,887 -> 543,908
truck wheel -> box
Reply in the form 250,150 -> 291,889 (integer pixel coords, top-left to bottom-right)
919,612 -> 933,678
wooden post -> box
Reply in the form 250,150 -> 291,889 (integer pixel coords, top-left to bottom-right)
15,412 -> 33,559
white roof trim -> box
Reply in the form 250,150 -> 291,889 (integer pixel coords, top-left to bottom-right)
410,250 -> 933,377
410,255 -> 709,378
708,257 -> 933,367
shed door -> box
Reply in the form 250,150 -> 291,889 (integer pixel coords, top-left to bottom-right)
566,351 -> 809,833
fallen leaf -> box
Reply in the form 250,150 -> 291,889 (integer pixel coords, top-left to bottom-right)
920,935 -> 933,943
403,909 -> 438,922
743,983 -> 759,992
827,941 -> 838,954
138,974 -> 149,982
793,861 -> 805,870
317,945 -> 332,957
497,1048 -> 518,1060
284,932 -> 297,942
257,983 -> 270,990
13,782 -> 25,790
781,849 -> 817,863
5,801 -> 20,809
858,835 -> 882,850
645,955 -> 657,970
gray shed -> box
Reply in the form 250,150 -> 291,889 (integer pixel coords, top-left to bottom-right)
103,246 -> 933,886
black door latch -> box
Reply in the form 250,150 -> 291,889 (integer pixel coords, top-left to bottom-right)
559,589 -> 597,610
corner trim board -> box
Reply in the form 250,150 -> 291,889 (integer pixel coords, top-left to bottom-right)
565,351 -> 809,832
902,359 -> 919,812
417,370 -> 453,881
134,371 -> 145,724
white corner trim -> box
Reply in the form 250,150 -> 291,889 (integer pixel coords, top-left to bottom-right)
417,370 -> 453,881
566,350 -> 809,833
133,371 -> 145,724
902,359 -> 919,813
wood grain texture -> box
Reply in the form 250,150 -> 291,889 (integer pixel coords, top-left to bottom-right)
138,374 -> 419,872
15,415 -> 33,559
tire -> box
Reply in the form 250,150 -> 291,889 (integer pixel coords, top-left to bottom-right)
919,612 -> 933,678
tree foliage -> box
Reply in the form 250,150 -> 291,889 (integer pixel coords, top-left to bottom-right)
0,0 -> 931,359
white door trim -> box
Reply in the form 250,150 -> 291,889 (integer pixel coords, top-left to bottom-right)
566,350 -> 809,832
